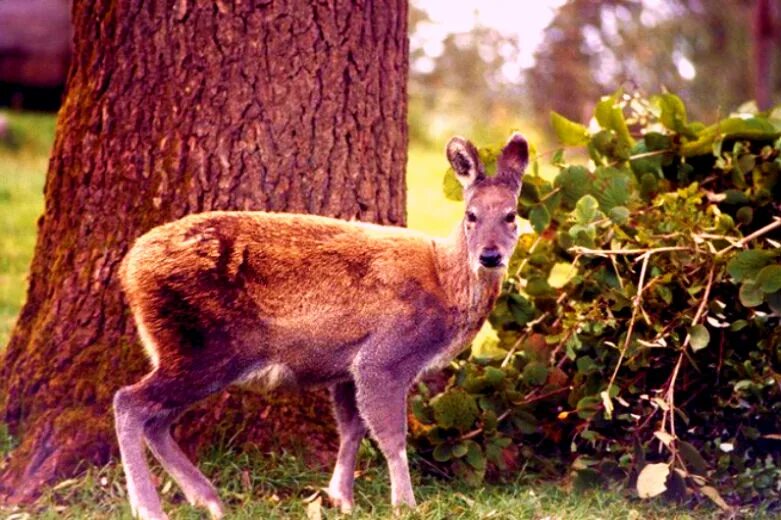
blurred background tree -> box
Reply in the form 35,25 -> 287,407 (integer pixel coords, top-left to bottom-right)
3,0 -> 778,134
528,0 -> 775,123
406,0 -> 780,142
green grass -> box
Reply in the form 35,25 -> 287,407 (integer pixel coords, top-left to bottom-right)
0,110 -> 54,347
2,442 -> 728,520
406,144 -> 463,237
0,111 -> 744,519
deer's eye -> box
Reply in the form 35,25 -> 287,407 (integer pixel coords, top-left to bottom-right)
505,212 -> 517,223
466,211 -> 478,223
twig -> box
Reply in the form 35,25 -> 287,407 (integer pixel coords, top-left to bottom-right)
610,255 -> 625,290
514,234 -> 543,279
416,456 -> 453,480
570,245 -> 689,258
715,216 -> 781,256
459,409 -> 513,441
609,149 -> 672,167
514,386 -> 571,406
661,263 -> 716,456
539,186 -> 562,203
606,253 -> 651,396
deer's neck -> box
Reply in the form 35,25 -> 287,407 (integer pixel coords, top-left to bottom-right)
433,222 -> 503,327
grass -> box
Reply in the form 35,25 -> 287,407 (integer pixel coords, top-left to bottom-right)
0,110 -> 739,518
2,441 -> 727,520
0,110 -> 53,347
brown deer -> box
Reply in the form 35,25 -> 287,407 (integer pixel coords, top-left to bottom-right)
114,134 -> 528,520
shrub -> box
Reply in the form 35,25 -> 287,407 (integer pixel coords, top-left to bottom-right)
410,90 -> 781,511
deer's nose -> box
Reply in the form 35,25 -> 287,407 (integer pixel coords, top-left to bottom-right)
479,247 -> 502,268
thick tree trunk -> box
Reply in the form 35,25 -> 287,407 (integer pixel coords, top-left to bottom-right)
0,0 -> 407,503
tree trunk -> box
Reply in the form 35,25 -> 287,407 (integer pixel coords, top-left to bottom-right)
753,0 -> 775,110
0,0 -> 407,503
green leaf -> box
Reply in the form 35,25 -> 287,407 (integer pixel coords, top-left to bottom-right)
551,148 -> 565,166
595,93 -> 618,128
755,264 -> 781,293
522,362 -> 548,386
507,293 -> 535,325
573,194 -> 601,224
451,442 -> 469,458
529,204 -> 551,234
724,189 -> 749,205
607,106 -> 636,149
465,441 -> 486,470
431,390 -> 479,431
443,168 -> 463,201
726,250 -> 779,282
630,141 -> 663,177
411,395 -> 433,424
432,443 -> 453,462
548,261 -> 576,289
482,366 -> 505,387
679,440 -> 708,475
525,277 -> 555,297
554,165 -> 591,209
639,172 -> 658,200
576,395 -> 601,420
551,111 -> 589,146
682,116 -> 780,156
739,281 -> 764,308
689,324 -> 710,351
736,206 -> 753,225
608,206 -> 630,225
653,93 -> 691,135
592,167 -> 633,212
737,154 -> 756,175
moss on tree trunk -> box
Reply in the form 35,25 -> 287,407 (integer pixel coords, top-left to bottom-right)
0,0 -> 407,502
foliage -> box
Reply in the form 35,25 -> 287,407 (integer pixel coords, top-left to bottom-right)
415,90 -> 781,511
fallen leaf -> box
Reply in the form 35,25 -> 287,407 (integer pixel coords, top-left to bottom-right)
637,463 -> 670,498
306,496 -> 323,520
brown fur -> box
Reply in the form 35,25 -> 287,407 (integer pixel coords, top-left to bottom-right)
113,134 -> 528,520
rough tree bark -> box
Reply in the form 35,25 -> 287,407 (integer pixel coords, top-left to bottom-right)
0,0 -> 407,502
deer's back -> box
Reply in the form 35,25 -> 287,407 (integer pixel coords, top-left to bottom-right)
120,212 -> 457,379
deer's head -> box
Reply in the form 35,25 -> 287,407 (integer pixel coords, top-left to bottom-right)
447,133 -> 528,275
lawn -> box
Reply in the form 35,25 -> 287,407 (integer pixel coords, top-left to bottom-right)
0,110 -> 732,518
3,441 -> 719,520
0,111 -> 52,346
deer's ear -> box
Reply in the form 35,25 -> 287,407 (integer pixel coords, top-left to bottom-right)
496,133 -> 529,194
447,136 -> 485,190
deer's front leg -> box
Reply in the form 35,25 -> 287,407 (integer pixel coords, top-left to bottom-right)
327,380 -> 368,513
353,366 -> 416,509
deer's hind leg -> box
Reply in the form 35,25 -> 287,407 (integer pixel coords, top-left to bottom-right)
115,361 -> 238,520
143,406 -> 224,519
114,375 -> 169,520
114,331 -> 251,520
327,380 -> 368,513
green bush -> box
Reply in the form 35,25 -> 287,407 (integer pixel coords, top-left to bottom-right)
410,91 -> 781,511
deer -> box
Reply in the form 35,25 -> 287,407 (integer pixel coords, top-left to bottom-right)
113,133 -> 528,520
